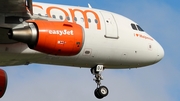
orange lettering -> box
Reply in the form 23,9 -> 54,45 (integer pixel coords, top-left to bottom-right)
33,5 -> 101,30
69,9 -> 101,30
33,4 -> 43,9
46,6 -> 69,22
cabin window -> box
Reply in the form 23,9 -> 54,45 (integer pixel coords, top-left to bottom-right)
81,17 -> 84,22
38,13 -> 42,16
88,18 -> 91,23
137,25 -> 144,31
131,23 -> 137,30
67,16 -> 70,21
74,17 -> 77,22
59,15 -> 63,20
95,19 -> 98,23
52,15 -> 56,18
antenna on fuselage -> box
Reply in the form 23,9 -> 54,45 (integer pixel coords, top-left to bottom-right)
88,3 -> 92,8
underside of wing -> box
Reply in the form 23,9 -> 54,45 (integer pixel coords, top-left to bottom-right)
0,0 -> 33,43
0,0 -> 27,15
0,28 -> 17,44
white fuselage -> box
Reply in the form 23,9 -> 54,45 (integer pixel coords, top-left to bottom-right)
0,2 -> 164,68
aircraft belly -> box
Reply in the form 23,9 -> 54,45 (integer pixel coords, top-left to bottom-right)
0,33 -> 156,68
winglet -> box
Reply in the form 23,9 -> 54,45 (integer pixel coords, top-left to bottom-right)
88,3 -> 92,8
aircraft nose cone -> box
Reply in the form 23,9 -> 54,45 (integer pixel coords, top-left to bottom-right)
156,43 -> 164,62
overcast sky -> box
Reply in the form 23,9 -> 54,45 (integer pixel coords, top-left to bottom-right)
1,0 -> 180,101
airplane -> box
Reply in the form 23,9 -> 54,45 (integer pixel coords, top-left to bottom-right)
0,0 -> 164,99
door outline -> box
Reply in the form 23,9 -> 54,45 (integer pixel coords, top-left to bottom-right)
100,11 -> 119,39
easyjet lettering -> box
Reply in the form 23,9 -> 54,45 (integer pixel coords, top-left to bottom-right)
49,30 -> 74,36
33,4 -> 101,30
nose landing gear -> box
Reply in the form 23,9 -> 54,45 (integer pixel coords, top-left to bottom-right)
91,65 -> 109,99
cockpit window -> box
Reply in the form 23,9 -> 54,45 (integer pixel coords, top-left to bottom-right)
131,23 -> 144,32
137,25 -> 144,31
131,23 -> 137,30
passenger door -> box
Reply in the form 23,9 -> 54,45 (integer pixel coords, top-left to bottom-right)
100,11 -> 119,39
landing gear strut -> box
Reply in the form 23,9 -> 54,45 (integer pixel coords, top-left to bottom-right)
91,65 -> 109,99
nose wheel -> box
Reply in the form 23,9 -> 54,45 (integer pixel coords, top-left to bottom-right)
94,86 -> 109,99
91,65 -> 109,99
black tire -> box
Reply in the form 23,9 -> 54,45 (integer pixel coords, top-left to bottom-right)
98,86 -> 109,97
94,88 -> 103,99
90,67 -> 94,74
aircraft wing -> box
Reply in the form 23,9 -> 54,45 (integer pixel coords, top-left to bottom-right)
0,0 -> 28,15
0,0 -> 33,27
0,0 -> 33,44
